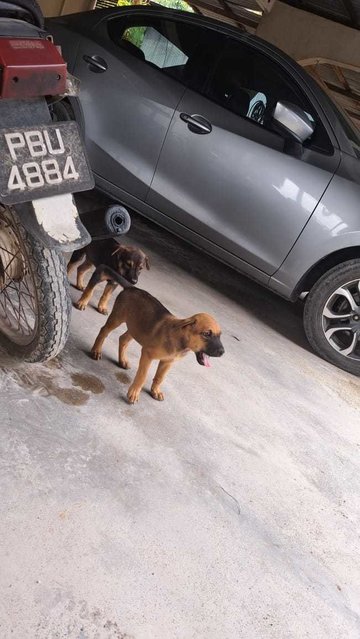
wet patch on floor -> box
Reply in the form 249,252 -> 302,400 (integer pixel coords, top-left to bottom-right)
1,351 -> 108,405
116,371 -> 131,384
71,372 -> 105,395
44,357 -> 64,371
10,369 -> 89,406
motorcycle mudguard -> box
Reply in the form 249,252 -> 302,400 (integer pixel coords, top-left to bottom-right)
15,193 -> 91,251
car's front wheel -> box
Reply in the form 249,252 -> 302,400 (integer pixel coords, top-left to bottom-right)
304,259 -> 360,375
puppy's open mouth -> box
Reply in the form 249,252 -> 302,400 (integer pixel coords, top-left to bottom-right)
196,351 -> 211,367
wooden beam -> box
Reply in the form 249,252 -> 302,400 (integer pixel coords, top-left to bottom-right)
299,57 -> 360,75
217,0 -> 244,26
333,65 -> 352,92
256,0 -> 274,12
325,90 -> 360,116
325,81 -> 360,101
189,0 -> 257,28
341,0 -> 359,27
306,66 -> 331,95
347,110 -> 360,122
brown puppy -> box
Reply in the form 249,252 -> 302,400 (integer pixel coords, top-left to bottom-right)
90,268 -> 224,404
67,239 -> 149,314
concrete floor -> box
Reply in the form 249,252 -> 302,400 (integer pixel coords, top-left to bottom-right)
1,209 -> 360,639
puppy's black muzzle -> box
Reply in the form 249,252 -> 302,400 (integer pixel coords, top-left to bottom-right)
205,336 -> 224,358
123,269 -> 138,285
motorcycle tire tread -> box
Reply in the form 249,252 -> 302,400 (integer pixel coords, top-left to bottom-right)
5,0 -> 44,29
0,208 -> 71,363
29,241 -> 72,363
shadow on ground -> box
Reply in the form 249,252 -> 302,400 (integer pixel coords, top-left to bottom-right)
76,190 -> 309,353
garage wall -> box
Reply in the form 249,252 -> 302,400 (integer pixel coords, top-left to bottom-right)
257,2 -> 360,70
37,0 -> 96,17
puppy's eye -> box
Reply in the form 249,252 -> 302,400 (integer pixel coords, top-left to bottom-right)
126,261 -> 132,267
201,330 -> 212,338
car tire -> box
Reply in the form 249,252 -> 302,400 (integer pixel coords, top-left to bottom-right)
304,259 -> 360,375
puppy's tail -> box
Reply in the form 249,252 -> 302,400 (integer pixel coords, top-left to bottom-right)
90,265 -> 133,289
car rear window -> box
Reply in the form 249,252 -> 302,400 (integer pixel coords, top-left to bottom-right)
107,15 -> 206,85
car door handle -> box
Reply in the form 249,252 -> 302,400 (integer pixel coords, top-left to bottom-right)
180,113 -> 212,134
83,55 -> 108,73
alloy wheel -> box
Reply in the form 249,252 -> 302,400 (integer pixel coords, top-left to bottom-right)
322,279 -> 360,360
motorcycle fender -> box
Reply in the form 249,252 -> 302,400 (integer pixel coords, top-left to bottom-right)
15,193 -> 91,252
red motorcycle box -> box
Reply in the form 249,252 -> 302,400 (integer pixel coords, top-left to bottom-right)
0,37 -> 67,98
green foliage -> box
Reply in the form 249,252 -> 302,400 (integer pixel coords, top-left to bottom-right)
116,0 -> 193,11
117,0 -> 194,47
124,25 -> 146,48
152,0 -> 194,11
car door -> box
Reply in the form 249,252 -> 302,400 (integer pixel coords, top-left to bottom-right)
69,12 -> 206,201
147,37 -> 340,275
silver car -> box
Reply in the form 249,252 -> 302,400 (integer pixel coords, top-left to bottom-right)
48,6 -> 360,376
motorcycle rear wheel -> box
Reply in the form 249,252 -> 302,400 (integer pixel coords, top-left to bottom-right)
3,0 -> 44,28
0,206 -> 71,362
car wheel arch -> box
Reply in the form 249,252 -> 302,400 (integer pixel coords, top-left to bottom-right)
293,246 -> 360,300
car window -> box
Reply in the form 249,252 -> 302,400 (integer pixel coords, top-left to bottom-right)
204,39 -> 333,154
107,16 -> 215,88
123,25 -> 188,69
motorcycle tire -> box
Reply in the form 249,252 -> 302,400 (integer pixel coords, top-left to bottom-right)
0,206 -> 71,363
4,0 -> 44,29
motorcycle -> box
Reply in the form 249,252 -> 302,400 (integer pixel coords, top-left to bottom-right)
0,0 -> 130,363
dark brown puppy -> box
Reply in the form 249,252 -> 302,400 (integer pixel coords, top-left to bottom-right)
90,267 -> 224,404
67,239 -> 149,314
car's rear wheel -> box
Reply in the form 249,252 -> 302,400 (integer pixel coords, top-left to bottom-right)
304,259 -> 360,375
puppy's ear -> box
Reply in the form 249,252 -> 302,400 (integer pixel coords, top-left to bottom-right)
177,318 -> 196,329
144,256 -> 150,270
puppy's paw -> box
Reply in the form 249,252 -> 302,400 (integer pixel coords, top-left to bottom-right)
151,388 -> 164,401
118,359 -> 130,370
75,284 -> 85,292
127,385 -> 140,404
74,300 -> 87,311
97,306 -> 108,315
91,349 -> 102,361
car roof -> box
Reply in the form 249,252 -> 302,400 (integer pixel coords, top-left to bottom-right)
46,6 -> 302,74
47,5 -> 245,35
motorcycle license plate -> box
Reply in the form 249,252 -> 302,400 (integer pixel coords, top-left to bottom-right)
0,121 -> 94,205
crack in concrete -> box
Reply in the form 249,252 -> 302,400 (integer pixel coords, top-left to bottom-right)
219,485 -> 241,516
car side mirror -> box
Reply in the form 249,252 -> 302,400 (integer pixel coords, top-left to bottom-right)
272,101 -> 315,143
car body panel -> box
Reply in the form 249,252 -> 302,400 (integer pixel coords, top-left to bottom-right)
270,154 -> 360,297
63,28 -> 185,201
95,170 -> 272,286
147,88 -> 340,275
46,7 -> 360,300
